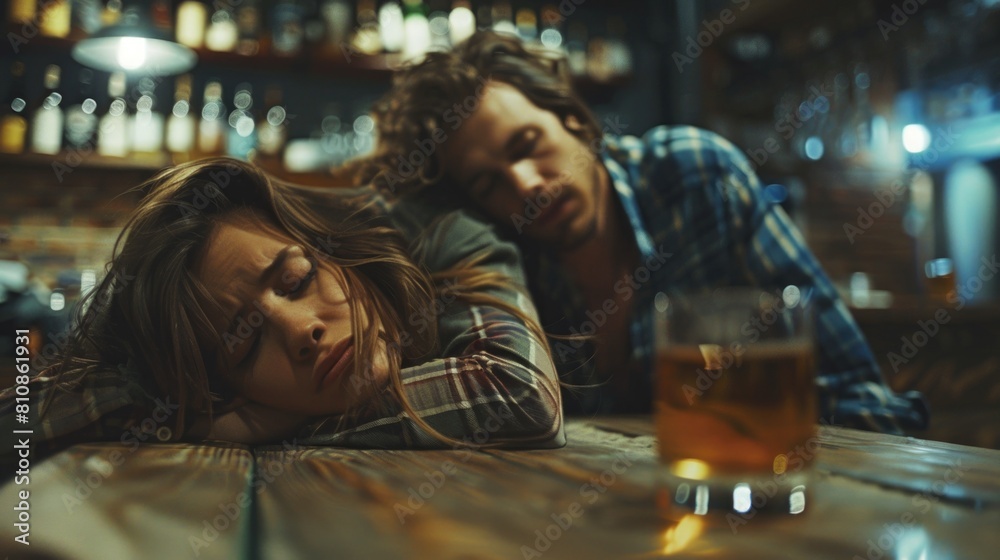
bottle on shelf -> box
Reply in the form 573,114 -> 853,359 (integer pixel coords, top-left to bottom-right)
321,0 -> 353,48
235,0 -> 261,55
205,4 -> 239,52
7,0 -> 35,26
491,1 -> 515,36
427,1 -> 451,51
402,0 -> 430,61
31,65 -> 64,156
98,72 -> 131,157
272,0 -> 306,56
379,1 -> 405,53
166,74 -> 197,157
515,7 -> 538,43
70,0 -> 103,40
256,85 -> 288,159
176,0 -> 209,49
565,21 -> 588,77
64,68 -> 99,152
39,0 -> 72,38
131,77 -> 165,155
350,0 -> 382,55
226,82 -> 257,159
198,80 -> 226,155
101,0 -> 123,26
302,0 -> 327,46
0,62 -> 29,155
538,4 -> 564,51
448,1 -> 476,46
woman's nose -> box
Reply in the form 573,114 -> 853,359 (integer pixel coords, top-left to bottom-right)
272,307 -> 325,359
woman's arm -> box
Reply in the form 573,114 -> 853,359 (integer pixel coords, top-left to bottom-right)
298,210 -> 566,449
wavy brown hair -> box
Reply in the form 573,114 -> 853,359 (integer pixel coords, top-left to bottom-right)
44,157 -> 550,445
351,30 -> 603,196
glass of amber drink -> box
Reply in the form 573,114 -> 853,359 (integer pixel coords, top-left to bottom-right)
653,288 -> 817,520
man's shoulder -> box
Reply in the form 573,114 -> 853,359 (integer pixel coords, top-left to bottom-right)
609,125 -> 752,174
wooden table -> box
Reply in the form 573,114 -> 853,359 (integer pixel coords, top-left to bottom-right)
3,417 -> 1000,559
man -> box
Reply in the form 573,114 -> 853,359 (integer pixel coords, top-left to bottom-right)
356,31 -> 928,434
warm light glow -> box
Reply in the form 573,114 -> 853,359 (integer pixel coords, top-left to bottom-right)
903,124 -> 932,153
662,515 -> 704,555
117,37 -> 148,69
671,459 -> 711,481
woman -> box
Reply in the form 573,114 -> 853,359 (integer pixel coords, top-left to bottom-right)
1,158 -> 564,460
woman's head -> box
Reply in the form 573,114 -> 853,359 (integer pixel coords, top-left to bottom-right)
66,158 -> 437,431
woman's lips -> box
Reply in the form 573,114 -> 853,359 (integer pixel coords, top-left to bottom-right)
315,340 -> 354,391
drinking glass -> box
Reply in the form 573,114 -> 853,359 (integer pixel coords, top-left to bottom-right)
653,287 -> 817,520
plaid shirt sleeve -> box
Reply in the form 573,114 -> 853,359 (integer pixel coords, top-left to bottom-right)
639,126 -> 928,434
296,210 -> 566,449
0,367 -> 170,471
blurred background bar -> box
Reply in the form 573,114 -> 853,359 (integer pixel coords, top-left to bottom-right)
1,0 -> 999,447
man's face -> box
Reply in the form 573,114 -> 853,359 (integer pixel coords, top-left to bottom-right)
440,81 -> 606,251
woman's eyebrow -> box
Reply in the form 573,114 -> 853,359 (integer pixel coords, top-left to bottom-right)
224,245 -> 292,336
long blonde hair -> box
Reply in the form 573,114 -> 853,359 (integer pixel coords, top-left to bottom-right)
46,157 -> 549,445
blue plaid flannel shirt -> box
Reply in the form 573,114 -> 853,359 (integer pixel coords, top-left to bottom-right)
524,125 -> 929,435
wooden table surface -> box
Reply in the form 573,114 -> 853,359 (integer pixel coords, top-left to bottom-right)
3,417 -> 1000,559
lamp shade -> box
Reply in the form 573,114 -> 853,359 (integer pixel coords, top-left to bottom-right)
71,4 -> 197,76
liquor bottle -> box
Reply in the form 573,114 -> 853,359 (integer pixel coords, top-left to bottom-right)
448,1 -> 475,46
0,62 -> 28,154
302,0 -> 326,46
515,7 -> 537,42
39,0 -> 72,38
379,1 -> 404,53
605,16 -> 633,78
565,21 -> 588,76
350,0 -> 381,55
321,0 -> 352,47
226,82 -> 256,159
101,0 -> 123,26
71,0 -> 103,39
427,3 -> 451,51
98,72 -> 131,157
131,77 -> 164,154
30,65 -> 64,155
205,5 -> 239,52
402,0 -> 430,61
235,0 -> 261,55
272,0 -> 305,55
64,68 -> 99,151
176,0 -> 208,49
256,85 -> 287,158
538,4 -> 563,50
491,1 -> 515,36
7,0 -> 35,25
198,80 -> 226,155
166,75 -> 196,156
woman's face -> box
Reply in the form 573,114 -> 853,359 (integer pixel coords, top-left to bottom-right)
195,213 -> 388,416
